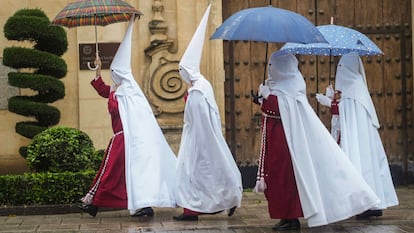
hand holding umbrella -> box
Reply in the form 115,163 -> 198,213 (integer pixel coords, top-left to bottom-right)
94,54 -> 102,78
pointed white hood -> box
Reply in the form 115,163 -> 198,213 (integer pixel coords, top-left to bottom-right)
178,4 -> 218,113
110,15 -> 144,98
179,4 -> 211,84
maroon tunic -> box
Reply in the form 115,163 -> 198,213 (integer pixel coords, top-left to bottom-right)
331,98 -> 340,144
85,77 -> 127,208
331,98 -> 339,115
261,95 -> 303,219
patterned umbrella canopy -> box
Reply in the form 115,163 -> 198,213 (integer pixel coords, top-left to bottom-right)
51,0 -> 143,70
279,24 -> 383,56
51,0 -> 143,28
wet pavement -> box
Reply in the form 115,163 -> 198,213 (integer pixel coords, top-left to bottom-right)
1,186 -> 414,233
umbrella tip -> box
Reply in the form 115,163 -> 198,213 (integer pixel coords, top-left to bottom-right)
330,17 -> 334,24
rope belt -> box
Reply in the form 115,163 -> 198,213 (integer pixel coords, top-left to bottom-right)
253,111 -> 281,193
113,130 -> 123,136
262,113 -> 281,119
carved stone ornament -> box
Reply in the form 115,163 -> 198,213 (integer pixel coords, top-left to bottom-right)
144,0 -> 186,116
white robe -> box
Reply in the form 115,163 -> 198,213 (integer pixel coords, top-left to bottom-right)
266,52 -> 380,227
175,86 -> 243,213
111,16 -> 177,213
336,52 -> 398,210
338,100 -> 399,209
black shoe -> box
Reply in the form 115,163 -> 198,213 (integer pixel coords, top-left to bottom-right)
131,207 -> 154,217
228,206 -> 237,216
201,210 -> 223,215
272,219 -> 300,231
173,214 -> 198,221
77,203 -> 98,217
272,219 -> 289,229
356,210 -> 383,220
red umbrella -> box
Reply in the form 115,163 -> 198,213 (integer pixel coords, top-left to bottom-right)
52,0 -> 143,70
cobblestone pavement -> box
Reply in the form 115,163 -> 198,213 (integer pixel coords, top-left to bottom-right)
1,186 -> 413,233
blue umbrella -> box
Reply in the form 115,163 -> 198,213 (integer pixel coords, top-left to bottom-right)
210,5 -> 328,84
210,5 -> 327,44
280,24 -> 383,56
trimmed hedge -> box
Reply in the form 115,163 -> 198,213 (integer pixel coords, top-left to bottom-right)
3,8 -> 68,56
8,72 -> 65,103
0,171 -> 95,206
3,8 -> 68,156
9,97 -> 61,126
3,47 -> 67,79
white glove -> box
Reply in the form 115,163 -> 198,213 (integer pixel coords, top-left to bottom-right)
325,85 -> 334,99
259,84 -> 271,100
316,93 -> 332,107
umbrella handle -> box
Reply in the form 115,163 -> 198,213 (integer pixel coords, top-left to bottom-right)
87,52 -> 100,71
87,62 -> 99,71
88,20 -> 100,71
251,89 -> 262,100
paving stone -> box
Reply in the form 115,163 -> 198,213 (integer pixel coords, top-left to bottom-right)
0,187 -> 413,232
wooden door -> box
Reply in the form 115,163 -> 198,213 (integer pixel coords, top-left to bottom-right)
222,0 -> 413,187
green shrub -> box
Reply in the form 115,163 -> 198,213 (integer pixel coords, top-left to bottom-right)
0,171 -> 95,205
26,126 -> 96,173
91,149 -> 105,171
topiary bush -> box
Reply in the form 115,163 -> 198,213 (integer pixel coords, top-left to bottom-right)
26,126 -> 96,173
2,8 -> 68,157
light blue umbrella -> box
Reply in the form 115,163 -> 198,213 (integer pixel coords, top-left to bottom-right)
280,24 -> 383,94
280,24 -> 383,56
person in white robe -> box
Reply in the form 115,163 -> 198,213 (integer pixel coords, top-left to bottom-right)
173,4 -> 243,221
107,15 -> 178,216
335,52 -> 399,219
257,51 -> 380,228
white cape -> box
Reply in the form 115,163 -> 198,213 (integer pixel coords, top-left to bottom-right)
339,100 -> 399,209
175,87 -> 243,213
278,94 -> 380,227
112,16 -> 177,212
335,52 -> 398,210
118,96 -> 177,211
